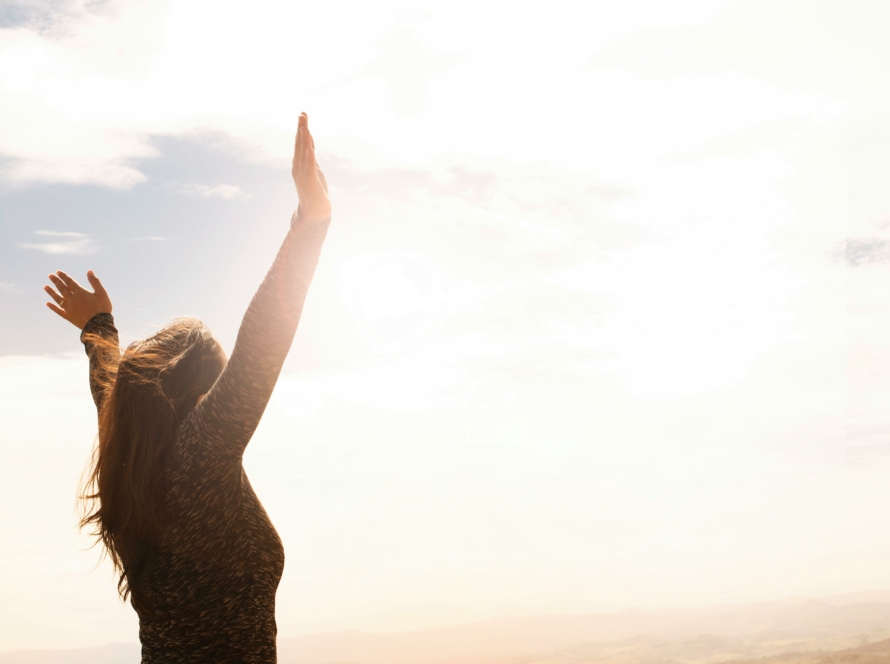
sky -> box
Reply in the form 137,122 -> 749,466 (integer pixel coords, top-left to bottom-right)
1,0 -> 889,653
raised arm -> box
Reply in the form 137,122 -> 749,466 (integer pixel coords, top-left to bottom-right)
80,313 -> 120,412
189,112 -> 332,459
43,270 -> 118,413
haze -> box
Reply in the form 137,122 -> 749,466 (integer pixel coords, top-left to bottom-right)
0,0 -> 888,653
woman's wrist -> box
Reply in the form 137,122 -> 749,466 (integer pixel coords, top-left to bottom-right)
80,312 -> 115,342
291,207 -> 331,230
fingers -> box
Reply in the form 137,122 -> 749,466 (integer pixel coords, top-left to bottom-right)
44,284 -> 64,305
293,112 -> 308,185
301,121 -> 315,186
299,126 -> 308,185
55,270 -> 84,293
48,273 -> 73,296
307,127 -> 316,165
294,116 -> 303,152
46,301 -> 71,321
302,113 -> 316,165
86,270 -> 107,297
300,119 -> 307,168
303,114 -> 321,175
293,122 -> 303,178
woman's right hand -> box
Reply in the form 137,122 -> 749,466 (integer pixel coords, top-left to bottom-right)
44,269 -> 113,330
291,112 -> 332,226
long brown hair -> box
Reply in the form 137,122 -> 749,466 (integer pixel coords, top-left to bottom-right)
79,317 -> 226,603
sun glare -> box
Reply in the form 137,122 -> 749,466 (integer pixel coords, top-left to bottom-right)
337,249 -> 448,356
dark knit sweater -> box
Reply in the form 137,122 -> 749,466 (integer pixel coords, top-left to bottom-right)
81,212 -> 329,663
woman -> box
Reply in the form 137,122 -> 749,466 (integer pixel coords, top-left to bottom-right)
42,112 -> 331,662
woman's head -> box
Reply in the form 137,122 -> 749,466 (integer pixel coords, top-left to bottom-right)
116,317 -> 227,419
80,317 -> 226,603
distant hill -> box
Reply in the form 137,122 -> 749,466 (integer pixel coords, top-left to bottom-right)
5,598 -> 890,664
276,600 -> 890,664
0,644 -> 139,664
846,637 -> 890,654
724,636 -> 890,664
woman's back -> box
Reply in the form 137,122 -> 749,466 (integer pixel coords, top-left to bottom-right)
137,416 -> 284,661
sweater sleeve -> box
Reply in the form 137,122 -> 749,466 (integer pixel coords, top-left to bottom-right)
188,211 -> 330,459
80,312 -> 120,414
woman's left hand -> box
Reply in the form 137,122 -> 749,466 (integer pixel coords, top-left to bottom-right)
44,270 -> 113,330
292,112 -> 332,226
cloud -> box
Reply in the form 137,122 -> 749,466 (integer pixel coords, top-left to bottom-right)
327,151 -> 632,246
845,238 -> 890,267
0,0 -> 109,32
584,0 -> 886,102
128,235 -> 167,241
0,282 -> 14,291
33,229 -> 88,237
172,182 -> 251,200
346,24 -> 465,118
0,0 -> 851,192
19,229 -> 95,253
274,363 -> 468,420
663,115 -> 819,161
